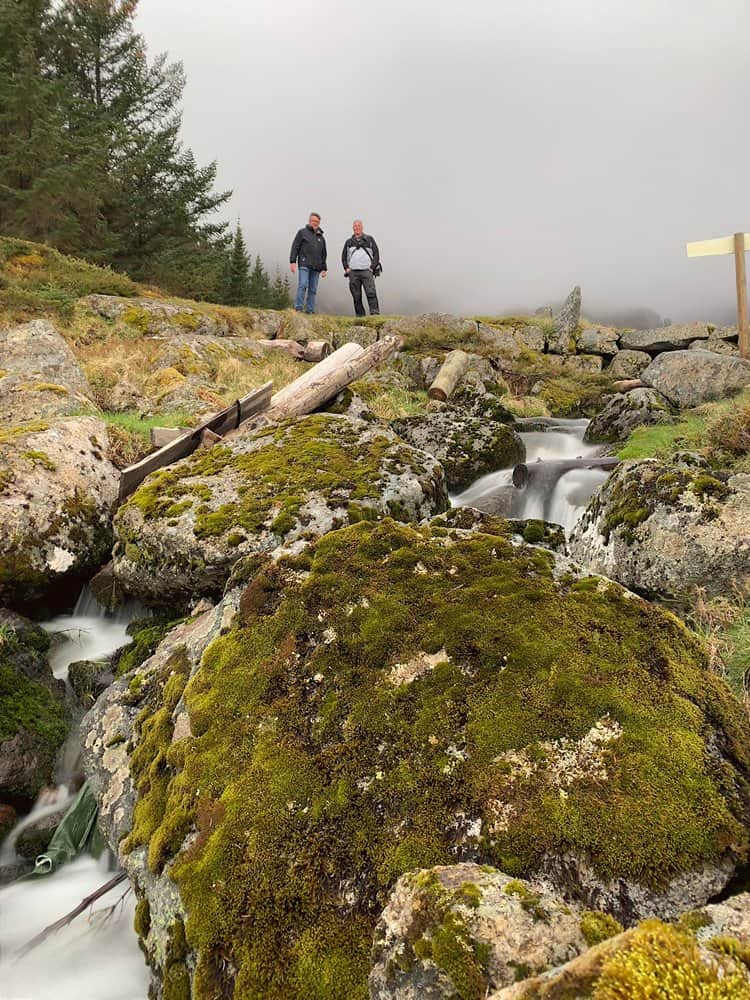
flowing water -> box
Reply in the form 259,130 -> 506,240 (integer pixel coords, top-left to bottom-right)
0,586 -> 149,1000
451,417 -> 611,534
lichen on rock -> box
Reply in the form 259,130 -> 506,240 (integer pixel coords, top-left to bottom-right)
86,518 -> 750,999
113,413 -> 448,606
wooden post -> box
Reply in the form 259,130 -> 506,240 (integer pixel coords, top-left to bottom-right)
428,350 -> 470,401
735,232 -> 749,359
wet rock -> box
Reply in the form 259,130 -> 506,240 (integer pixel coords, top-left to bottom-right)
0,320 -> 97,424
0,802 -> 16,841
85,518 -> 750,998
393,401 -> 524,491
576,325 -> 619,357
549,285 -> 582,354
584,388 -> 675,444
0,416 -> 119,609
569,460 -> 750,599
89,561 -> 125,610
0,614 -> 68,806
619,322 -> 712,353
113,413 -> 448,606
69,659 -> 116,709
607,349 -> 652,380
641,349 -> 750,408
369,865 -> 589,999
15,806 -> 67,860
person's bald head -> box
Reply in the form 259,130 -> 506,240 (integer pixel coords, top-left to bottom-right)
352,220 -> 364,237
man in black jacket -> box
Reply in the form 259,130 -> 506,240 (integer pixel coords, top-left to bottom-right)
342,220 -> 380,316
289,213 -> 328,313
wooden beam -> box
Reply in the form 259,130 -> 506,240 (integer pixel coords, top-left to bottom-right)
687,233 -> 750,258
269,343 -> 364,410
118,381 -> 273,501
735,232 -> 750,359
150,427 -> 187,449
428,350 -> 470,401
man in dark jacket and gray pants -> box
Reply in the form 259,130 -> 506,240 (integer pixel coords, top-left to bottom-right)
289,213 -> 327,313
342,220 -> 380,316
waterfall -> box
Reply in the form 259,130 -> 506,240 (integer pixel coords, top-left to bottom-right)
451,417 -> 612,534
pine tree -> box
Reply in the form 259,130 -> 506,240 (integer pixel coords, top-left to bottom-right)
248,255 -> 273,308
221,224 -> 251,305
271,269 -> 292,310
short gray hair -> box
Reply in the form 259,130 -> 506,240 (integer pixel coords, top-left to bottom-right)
353,219 -> 363,226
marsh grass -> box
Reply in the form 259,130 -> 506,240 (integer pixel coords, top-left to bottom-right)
691,586 -> 750,709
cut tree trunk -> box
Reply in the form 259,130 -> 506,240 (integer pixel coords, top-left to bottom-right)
268,342 -> 365,410
611,379 -> 645,393
428,350 -> 471,401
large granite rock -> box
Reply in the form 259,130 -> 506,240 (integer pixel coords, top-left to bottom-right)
83,294 -> 230,337
569,460 -> 750,599
370,865 -> 590,999
0,416 -> 119,609
576,325 -> 619,357
392,401 -> 524,491
619,323 -> 712,353
113,413 -> 448,606
607,349 -> 651,380
0,320 -> 97,423
584,388 -> 675,444
0,612 -> 68,807
641,349 -> 750,408
84,518 -> 750,999
549,286 -> 582,354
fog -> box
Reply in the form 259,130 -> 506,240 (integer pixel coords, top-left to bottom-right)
136,0 -> 749,323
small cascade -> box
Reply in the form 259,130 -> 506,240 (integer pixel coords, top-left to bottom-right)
0,786 -> 73,866
452,417 -> 614,534
42,585 -> 145,681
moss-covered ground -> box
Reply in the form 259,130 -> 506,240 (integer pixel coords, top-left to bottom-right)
121,519 -> 750,999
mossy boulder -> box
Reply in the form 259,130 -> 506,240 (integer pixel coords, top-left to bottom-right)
84,295 -> 230,337
84,519 -> 750,999
641,349 -> 750,408
370,864 -> 590,999
0,416 -> 119,610
584,388 -> 676,445
113,414 -> 448,607
569,460 -> 750,599
392,400 -> 524,491
0,611 -> 69,807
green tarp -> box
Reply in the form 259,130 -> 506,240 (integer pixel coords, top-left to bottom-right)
30,782 -> 103,876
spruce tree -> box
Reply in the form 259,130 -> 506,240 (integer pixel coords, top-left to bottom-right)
248,255 -> 273,308
271,269 -> 292,310
222,224 -> 251,305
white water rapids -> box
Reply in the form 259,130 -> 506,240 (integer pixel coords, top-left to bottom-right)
451,417 -> 610,533
0,588 -> 149,1000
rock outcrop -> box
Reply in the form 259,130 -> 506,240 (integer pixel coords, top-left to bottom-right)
113,413 -> 448,606
392,399 -> 524,491
0,416 -> 119,608
640,349 -> 750,408
84,517 -> 750,999
607,349 -> 651,380
549,286 -> 582,354
569,460 -> 750,598
584,388 -> 675,444
370,865 -> 591,999
619,323 -> 711,354
84,295 -> 231,337
0,611 -> 69,808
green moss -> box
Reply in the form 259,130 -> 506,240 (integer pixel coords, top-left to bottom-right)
16,381 -> 70,395
121,307 -> 152,335
503,880 -> 549,922
116,619 -> 186,677
690,474 -> 729,500
134,898 -> 151,938
521,520 -> 546,544
580,910 -> 624,946
122,519 -> 750,999
0,420 -> 50,444
707,935 -> 750,969
22,450 -> 57,472
678,909 -> 713,933
119,414 -> 446,546
537,373 -> 613,418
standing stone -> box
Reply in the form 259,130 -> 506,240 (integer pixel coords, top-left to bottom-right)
549,286 -> 582,354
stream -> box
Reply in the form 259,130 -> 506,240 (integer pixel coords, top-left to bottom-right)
0,418 -> 612,999
0,589 -> 149,1000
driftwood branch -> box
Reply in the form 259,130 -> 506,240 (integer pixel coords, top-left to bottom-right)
14,870 -> 128,961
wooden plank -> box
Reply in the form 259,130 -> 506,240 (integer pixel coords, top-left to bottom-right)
686,233 -> 750,258
118,381 -> 273,501
150,427 -> 186,448
735,232 -> 750,359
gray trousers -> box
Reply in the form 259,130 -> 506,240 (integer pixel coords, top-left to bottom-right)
348,268 -> 380,316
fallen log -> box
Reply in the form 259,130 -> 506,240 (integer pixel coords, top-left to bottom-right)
428,349 -> 470,401
260,336 -> 401,424
118,381 -> 273,501
512,457 -> 620,490
268,342 -> 365,411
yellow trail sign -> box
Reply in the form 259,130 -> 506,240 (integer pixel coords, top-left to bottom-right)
686,231 -> 750,358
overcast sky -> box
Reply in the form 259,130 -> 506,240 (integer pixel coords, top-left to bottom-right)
136,0 -> 749,322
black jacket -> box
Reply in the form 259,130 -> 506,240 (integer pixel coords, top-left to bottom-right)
290,225 -> 327,271
342,234 -> 380,272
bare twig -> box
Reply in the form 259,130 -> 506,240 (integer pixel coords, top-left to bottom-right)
14,870 -> 128,961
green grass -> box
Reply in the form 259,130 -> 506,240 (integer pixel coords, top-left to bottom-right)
616,415 -> 708,461
0,236 -> 139,323
102,410 -> 194,443
724,606 -> 750,696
